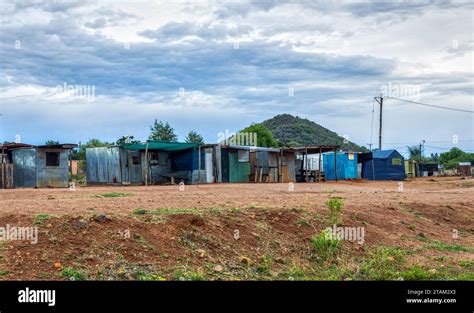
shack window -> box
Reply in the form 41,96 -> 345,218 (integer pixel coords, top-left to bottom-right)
238,150 -> 249,162
46,152 -> 60,166
392,158 -> 402,166
149,152 -> 167,166
132,156 -> 140,165
150,152 -> 159,161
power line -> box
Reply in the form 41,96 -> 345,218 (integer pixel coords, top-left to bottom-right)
424,145 -> 474,152
386,97 -> 474,113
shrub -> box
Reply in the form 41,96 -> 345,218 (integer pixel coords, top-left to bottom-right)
326,197 -> 344,225
311,230 -> 341,261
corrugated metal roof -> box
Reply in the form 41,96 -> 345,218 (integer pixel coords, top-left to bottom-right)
37,144 -> 77,149
0,142 -> 34,150
122,140 -> 198,151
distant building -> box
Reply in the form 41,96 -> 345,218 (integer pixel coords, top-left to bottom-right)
86,141 -> 217,185
404,160 -> 419,178
457,162 -> 472,176
1,143 -> 77,188
419,163 -> 439,176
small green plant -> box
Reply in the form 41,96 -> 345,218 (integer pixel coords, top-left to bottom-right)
256,255 -> 273,275
95,192 -> 131,198
311,230 -> 341,261
0,269 -> 9,276
326,197 -> 344,225
33,214 -> 51,225
61,267 -> 86,280
133,208 -> 148,215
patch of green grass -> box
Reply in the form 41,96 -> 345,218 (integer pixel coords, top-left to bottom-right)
425,240 -> 472,253
326,197 -> 343,225
230,207 -> 240,213
33,214 -> 52,225
256,255 -> 273,275
152,208 -> 199,215
283,265 -> 307,280
459,260 -> 474,269
133,208 -> 148,215
60,267 -> 86,280
297,219 -> 312,228
136,272 -> 166,281
400,265 -> 437,280
0,269 -> 9,276
95,192 -> 131,198
360,247 -> 405,280
173,268 -> 205,281
311,230 -> 341,261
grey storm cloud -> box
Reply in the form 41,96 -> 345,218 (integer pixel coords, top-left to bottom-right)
0,0 -> 472,154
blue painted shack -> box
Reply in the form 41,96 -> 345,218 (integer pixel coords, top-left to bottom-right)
86,141 -> 217,185
323,152 -> 359,180
0,143 -> 77,188
360,150 -> 406,180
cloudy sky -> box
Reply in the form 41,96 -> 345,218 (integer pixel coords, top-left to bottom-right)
0,0 -> 472,156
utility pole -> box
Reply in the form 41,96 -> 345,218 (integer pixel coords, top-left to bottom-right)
421,140 -> 425,160
374,96 -> 383,150
367,143 -> 373,151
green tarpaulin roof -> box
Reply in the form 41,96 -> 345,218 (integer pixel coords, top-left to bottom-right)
121,141 -> 198,151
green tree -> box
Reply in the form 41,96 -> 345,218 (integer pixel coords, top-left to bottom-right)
77,139 -> 112,161
438,148 -> 474,169
76,139 -> 112,171
185,130 -> 204,144
45,140 -> 59,145
407,145 -> 423,162
116,135 -> 140,145
149,120 -> 177,142
240,123 -> 278,148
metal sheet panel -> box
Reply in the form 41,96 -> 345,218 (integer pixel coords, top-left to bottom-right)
36,148 -> 70,187
12,148 -> 37,188
86,147 -> 121,183
229,151 -> 250,182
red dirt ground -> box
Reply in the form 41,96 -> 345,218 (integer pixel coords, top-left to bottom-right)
0,176 -> 472,280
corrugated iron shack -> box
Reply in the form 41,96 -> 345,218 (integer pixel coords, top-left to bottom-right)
86,141 -> 219,185
1,143 -> 77,188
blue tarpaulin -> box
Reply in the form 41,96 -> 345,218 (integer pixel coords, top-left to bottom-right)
323,152 -> 358,180
361,150 -> 406,180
